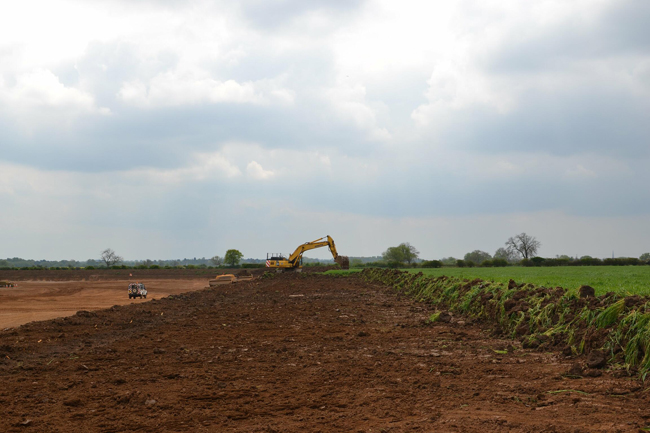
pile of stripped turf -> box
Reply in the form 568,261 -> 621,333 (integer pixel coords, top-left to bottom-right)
360,268 -> 650,378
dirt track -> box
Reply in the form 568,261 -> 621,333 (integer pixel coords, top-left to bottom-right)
1,273 -> 648,432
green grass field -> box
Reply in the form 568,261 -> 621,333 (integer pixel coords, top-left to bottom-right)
327,266 -> 650,296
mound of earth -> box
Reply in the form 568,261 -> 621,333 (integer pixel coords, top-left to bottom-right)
1,273 -> 648,432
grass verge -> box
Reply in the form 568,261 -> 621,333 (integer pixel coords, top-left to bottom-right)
328,266 -> 650,296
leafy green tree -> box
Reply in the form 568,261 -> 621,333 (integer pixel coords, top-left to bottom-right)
224,249 -> 244,267
382,242 -> 419,265
640,253 -> 650,261
382,246 -> 404,263
494,247 -> 519,263
464,250 -> 492,265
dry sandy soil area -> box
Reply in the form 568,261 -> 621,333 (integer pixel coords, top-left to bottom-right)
1,273 -> 649,432
0,279 -> 206,329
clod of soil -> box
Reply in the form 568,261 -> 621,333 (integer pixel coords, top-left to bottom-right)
503,299 -> 517,312
63,398 -> 83,407
567,363 -> 583,376
624,295 -> 644,308
75,310 -> 96,318
586,350 -> 607,369
515,322 -> 530,337
579,285 -> 596,298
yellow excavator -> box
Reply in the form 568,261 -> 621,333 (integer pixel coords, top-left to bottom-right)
266,235 -> 349,272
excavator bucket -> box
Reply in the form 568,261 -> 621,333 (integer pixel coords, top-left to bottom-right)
335,256 -> 350,269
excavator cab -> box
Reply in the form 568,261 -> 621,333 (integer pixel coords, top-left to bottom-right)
266,253 -> 291,270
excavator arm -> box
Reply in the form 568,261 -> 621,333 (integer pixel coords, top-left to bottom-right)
287,236 -> 337,265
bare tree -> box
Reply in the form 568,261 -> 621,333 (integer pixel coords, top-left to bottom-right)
210,255 -> 223,266
505,233 -> 541,260
100,248 -> 123,268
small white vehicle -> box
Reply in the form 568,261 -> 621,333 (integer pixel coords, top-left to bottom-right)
128,283 -> 147,299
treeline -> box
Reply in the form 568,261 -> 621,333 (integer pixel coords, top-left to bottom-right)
521,256 -> 649,267
0,263 -> 268,271
3,254 -> 649,271
0,255 -> 379,270
0,257 -> 265,270
349,256 -> 650,269
350,259 -> 445,269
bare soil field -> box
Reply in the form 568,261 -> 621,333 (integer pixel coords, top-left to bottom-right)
1,273 -> 648,432
0,279 -> 207,330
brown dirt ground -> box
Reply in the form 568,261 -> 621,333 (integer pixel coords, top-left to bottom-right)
1,273 -> 649,432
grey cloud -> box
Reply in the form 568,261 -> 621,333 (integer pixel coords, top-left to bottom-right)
433,84 -> 650,158
424,1 -> 650,160
487,0 -> 650,73
592,0 -> 650,55
343,165 -> 650,219
0,98 -> 378,172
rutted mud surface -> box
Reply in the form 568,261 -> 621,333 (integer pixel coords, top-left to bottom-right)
1,274 -> 648,432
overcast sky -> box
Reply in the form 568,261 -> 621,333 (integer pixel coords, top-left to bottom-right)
1,0 -> 649,261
